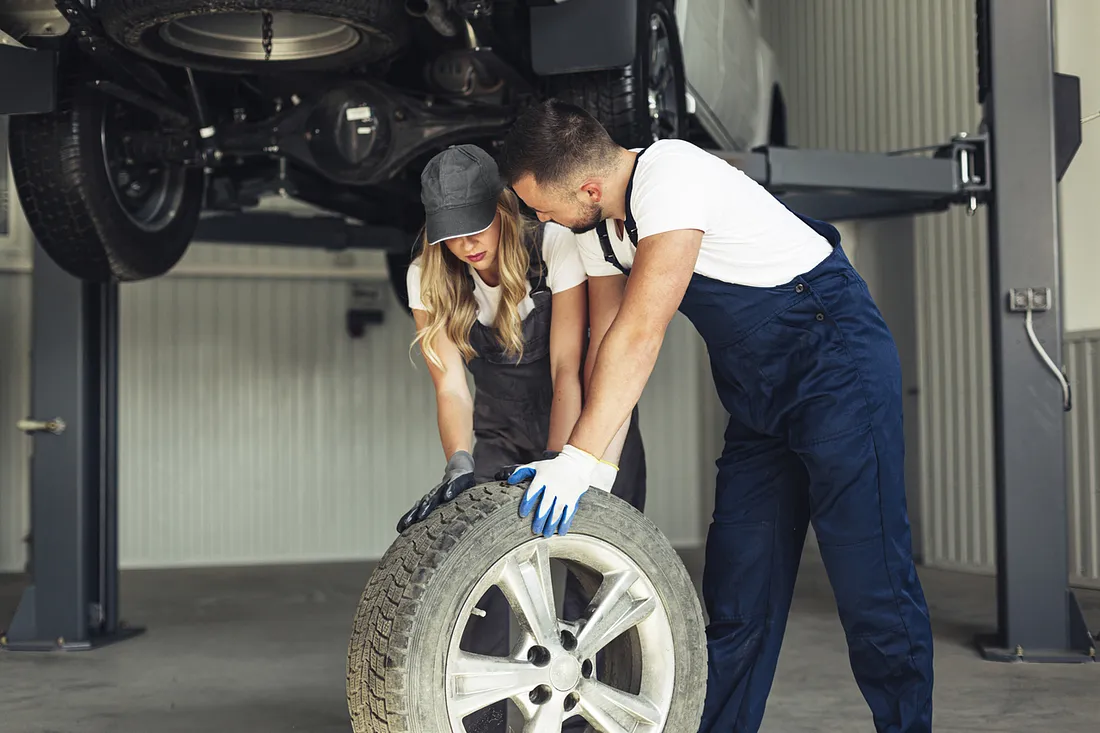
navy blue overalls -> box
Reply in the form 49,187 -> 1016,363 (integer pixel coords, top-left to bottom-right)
595,148 -> 934,732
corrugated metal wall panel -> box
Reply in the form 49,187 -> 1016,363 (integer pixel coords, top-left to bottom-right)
1067,331 -> 1100,589
0,273 -> 31,572
761,0 -> 996,572
116,276 -> 704,568
0,221 -> 705,569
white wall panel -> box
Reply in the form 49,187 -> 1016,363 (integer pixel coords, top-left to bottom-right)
0,220 -> 707,570
0,273 -> 31,572
1067,331 -> 1100,589
761,0 -> 996,572
116,274 -> 706,569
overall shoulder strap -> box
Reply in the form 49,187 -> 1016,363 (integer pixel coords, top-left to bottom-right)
596,221 -> 630,275
596,146 -> 649,273
623,146 -> 649,246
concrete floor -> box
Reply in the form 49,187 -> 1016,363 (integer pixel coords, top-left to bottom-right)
1,549 -> 1097,733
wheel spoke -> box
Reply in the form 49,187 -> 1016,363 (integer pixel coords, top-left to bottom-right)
524,702 -> 566,733
578,679 -> 664,732
496,542 -> 560,648
575,569 -> 656,659
447,651 -> 549,718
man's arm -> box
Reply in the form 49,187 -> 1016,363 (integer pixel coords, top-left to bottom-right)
584,274 -> 633,465
546,283 -> 588,452
567,227 -> 703,458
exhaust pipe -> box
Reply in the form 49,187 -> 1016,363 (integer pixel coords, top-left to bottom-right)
404,0 -> 457,37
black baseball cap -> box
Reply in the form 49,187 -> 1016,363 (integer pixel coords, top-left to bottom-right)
421,144 -> 503,245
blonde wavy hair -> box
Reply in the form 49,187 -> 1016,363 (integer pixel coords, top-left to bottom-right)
413,188 -> 539,371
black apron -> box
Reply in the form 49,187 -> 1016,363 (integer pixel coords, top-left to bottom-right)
459,225 -> 647,733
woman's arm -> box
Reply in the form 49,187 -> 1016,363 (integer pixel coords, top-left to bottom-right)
546,283 -> 588,452
584,274 -> 633,465
412,308 -> 475,461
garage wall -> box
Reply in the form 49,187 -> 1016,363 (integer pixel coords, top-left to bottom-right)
761,0 -> 1100,588
114,255 -> 707,568
760,0 -> 997,574
1055,0 -> 1100,333
0,274 -> 31,572
0,219 -> 711,572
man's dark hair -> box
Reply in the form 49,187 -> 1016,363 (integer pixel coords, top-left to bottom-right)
499,99 -> 622,189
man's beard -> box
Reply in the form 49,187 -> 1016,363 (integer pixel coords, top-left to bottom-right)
567,201 -> 604,234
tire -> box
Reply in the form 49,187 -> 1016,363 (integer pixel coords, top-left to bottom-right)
9,67 -> 204,282
101,0 -> 408,74
547,0 -> 687,148
386,250 -> 413,316
346,481 -> 707,733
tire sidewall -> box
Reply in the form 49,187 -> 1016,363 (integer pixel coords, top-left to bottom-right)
400,486 -> 707,732
76,83 -> 204,279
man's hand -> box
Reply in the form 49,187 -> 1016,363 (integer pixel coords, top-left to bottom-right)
396,450 -> 476,533
507,445 -> 601,536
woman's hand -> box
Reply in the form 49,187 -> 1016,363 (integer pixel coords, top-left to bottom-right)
396,450 -> 476,532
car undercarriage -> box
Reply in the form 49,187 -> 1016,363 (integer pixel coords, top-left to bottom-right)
0,0 -> 692,286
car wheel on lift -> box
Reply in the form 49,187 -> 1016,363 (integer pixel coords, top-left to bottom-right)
386,249 -> 414,317
548,0 -> 687,148
346,481 -> 707,732
8,65 -> 205,282
100,0 -> 409,74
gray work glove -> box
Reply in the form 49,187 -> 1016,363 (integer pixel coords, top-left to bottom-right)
396,450 -> 476,533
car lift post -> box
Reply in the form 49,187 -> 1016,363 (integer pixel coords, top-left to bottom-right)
0,244 -> 140,651
974,0 -> 1094,663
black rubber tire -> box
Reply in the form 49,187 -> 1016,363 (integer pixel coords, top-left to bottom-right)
346,481 -> 707,733
8,68 -> 205,282
386,249 -> 414,316
547,0 -> 687,148
101,0 -> 408,74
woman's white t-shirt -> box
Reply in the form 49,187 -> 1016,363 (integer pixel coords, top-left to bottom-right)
407,222 -> 588,325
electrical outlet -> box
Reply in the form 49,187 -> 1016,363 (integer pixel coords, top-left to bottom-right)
1008,287 -> 1051,312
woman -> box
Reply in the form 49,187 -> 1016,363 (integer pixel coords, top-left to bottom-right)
395,144 -> 646,731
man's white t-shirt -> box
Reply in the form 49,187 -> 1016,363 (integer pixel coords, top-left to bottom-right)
407,222 -> 587,325
574,139 -> 833,287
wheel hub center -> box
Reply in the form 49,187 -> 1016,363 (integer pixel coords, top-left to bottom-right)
549,656 -> 582,692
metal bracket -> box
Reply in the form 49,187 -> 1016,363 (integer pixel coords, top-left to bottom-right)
1008,287 -> 1051,312
935,132 -> 990,214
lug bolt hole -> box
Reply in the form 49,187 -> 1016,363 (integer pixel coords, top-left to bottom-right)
565,692 -> 579,712
560,630 -> 578,651
581,659 -> 594,678
529,684 -> 552,705
527,645 -> 551,667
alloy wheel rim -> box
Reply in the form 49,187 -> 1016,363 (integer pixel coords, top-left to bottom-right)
646,11 -> 680,141
158,12 -> 361,62
444,535 -> 675,732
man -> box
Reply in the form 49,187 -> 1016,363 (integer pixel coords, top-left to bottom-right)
499,100 -> 934,733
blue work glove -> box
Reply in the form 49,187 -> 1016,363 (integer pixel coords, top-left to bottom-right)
508,445 -> 602,537
396,450 -> 476,533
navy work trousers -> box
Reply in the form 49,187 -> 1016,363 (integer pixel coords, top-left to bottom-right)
679,227 -> 934,733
